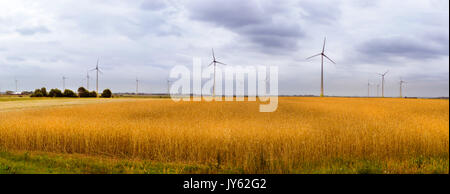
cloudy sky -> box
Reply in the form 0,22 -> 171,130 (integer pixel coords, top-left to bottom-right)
0,0 -> 448,97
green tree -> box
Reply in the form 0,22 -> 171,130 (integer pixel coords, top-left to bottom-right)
101,89 -> 112,98
63,89 -> 77,97
89,91 -> 97,98
30,89 -> 43,97
48,88 -> 63,97
78,87 -> 90,98
41,87 -> 48,97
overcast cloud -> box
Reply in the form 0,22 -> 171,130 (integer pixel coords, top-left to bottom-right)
0,0 -> 448,97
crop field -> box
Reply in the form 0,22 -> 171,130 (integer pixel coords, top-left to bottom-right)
0,97 -> 448,174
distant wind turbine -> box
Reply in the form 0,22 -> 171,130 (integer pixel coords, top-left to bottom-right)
367,80 -> 371,97
167,79 -> 173,95
306,37 -> 336,97
62,76 -> 68,90
376,84 -> 380,97
378,71 -> 389,97
136,77 -> 140,95
399,78 -> 407,98
208,48 -> 227,97
14,77 -> 18,93
90,58 -> 103,97
86,71 -> 90,90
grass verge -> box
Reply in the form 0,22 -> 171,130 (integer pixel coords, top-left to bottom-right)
0,150 -> 447,174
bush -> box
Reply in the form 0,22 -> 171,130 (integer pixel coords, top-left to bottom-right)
78,87 -> 90,98
89,91 -> 98,98
63,89 -> 77,98
41,87 -> 48,97
48,89 -> 63,97
30,89 -> 43,97
101,89 -> 112,98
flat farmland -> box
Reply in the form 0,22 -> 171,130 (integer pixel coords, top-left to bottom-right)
0,97 -> 448,174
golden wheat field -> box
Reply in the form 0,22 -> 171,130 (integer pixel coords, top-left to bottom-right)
0,97 -> 448,174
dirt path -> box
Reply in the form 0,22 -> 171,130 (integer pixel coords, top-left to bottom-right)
0,98 -> 146,112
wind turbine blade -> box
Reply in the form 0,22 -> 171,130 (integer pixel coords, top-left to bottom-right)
323,54 -> 336,64
322,37 -> 326,53
208,61 -> 214,66
384,70 -> 389,75
212,48 -> 215,61
306,53 -> 321,60
216,61 -> 227,66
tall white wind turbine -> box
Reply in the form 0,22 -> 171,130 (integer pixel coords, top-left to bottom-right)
378,71 -> 389,97
306,37 -> 336,97
90,58 -> 103,97
208,48 -> 227,97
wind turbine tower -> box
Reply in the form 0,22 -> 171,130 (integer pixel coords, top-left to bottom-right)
367,80 -> 371,97
376,84 -> 380,97
90,58 -> 103,97
86,71 -> 90,90
136,77 -> 139,95
399,78 -> 407,98
378,71 -> 389,97
14,78 -> 18,93
208,48 -> 227,97
62,76 -> 68,90
306,37 -> 336,97
167,79 -> 173,95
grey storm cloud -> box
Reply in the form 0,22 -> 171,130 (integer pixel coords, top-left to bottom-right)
16,26 -> 50,36
298,0 -> 342,24
357,35 -> 449,62
186,0 -> 305,52
0,0 -> 448,97
58,2 -> 179,39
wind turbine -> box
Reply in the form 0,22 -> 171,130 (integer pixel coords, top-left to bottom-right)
378,71 -> 389,97
367,80 -> 371,97
167,79 -> 173,95
14,78 -> 18,93
136,77 -> 139,95
90,58 -> 103,97
208,48 -> 227,97
306,37 -> 336,97
62,76 -> 68,90
86,71 -> 90,90
399,78 -> 407,98
376,84 -> 380,97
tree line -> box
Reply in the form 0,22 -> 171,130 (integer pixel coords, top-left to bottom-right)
30,87 -> 112,98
